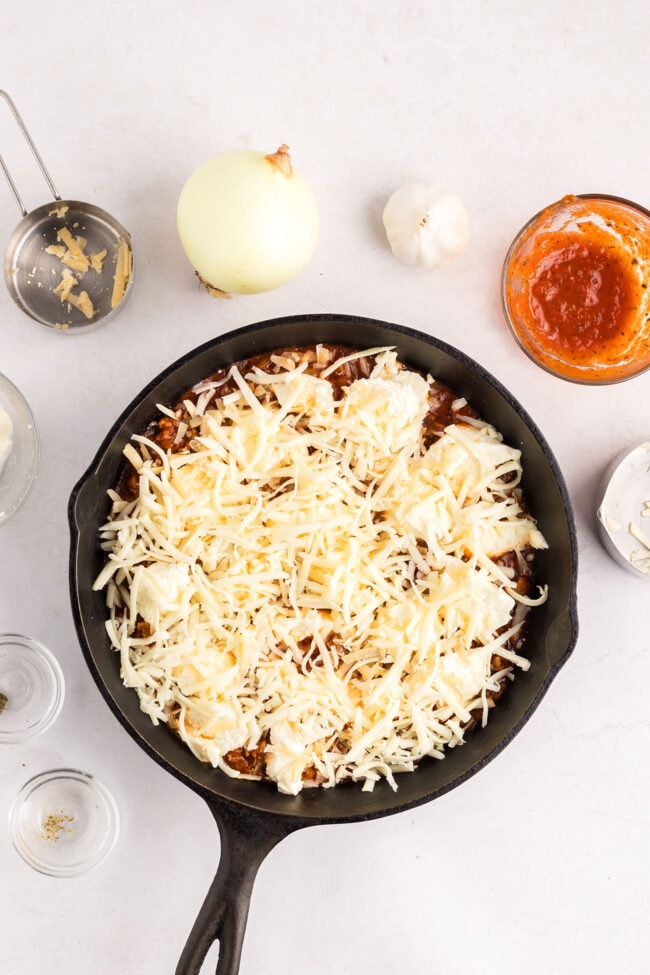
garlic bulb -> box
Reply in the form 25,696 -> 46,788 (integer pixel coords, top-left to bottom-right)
382,183 -> 469,269
177,144 -> 319,296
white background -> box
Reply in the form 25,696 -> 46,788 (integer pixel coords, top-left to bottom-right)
1,2 -> 649,973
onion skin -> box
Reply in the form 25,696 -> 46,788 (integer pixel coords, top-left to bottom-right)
177,145 -> 319,295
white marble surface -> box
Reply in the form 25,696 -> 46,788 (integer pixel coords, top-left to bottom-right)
1,2 -> 649,973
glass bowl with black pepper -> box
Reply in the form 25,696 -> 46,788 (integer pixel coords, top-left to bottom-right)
502,194 -> 650,384
0,634 -> 64,743
9,768 -> 119,877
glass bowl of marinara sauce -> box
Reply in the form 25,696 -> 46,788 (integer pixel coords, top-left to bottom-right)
501,194 -> 650,383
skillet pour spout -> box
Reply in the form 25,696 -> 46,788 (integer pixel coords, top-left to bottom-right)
68,314 -> 578,975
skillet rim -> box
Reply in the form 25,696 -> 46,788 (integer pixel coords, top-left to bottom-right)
68,312 -> 579,826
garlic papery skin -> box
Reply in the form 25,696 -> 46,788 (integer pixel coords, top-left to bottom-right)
177,144 -> 319,296
382,183 -> 469,269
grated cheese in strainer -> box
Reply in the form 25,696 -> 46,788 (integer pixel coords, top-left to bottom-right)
94,347 -> 548,794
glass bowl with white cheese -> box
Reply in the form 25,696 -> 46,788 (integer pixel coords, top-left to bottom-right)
0,372 -> 39,526
596,441 -> 650,579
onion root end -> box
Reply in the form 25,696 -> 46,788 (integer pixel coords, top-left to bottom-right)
195,270 -> 232,299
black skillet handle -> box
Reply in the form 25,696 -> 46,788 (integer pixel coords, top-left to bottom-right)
175,797 -> 301,975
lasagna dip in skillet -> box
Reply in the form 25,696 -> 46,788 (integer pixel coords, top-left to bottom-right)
94,345 -> 548,794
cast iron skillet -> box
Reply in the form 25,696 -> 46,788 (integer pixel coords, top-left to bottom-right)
68,314 -> 578,975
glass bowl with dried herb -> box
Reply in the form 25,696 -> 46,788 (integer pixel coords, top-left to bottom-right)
9,768 -> 119,876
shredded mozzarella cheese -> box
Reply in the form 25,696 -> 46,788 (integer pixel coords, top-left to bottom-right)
95,348 -> 548,795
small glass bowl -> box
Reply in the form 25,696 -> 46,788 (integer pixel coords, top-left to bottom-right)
502,194 -> 650,384
0,372 -> 40,526
9,768 -> 120,877
0,634 -> 65,743
596,441 -> 650,579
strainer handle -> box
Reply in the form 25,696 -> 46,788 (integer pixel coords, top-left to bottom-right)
0,90 -> 60,216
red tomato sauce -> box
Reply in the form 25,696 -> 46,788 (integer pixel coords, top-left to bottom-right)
503,195 -> 650,382
527,237 -> 636,355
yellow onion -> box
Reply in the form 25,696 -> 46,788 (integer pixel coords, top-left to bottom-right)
177,144 -> 319,296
